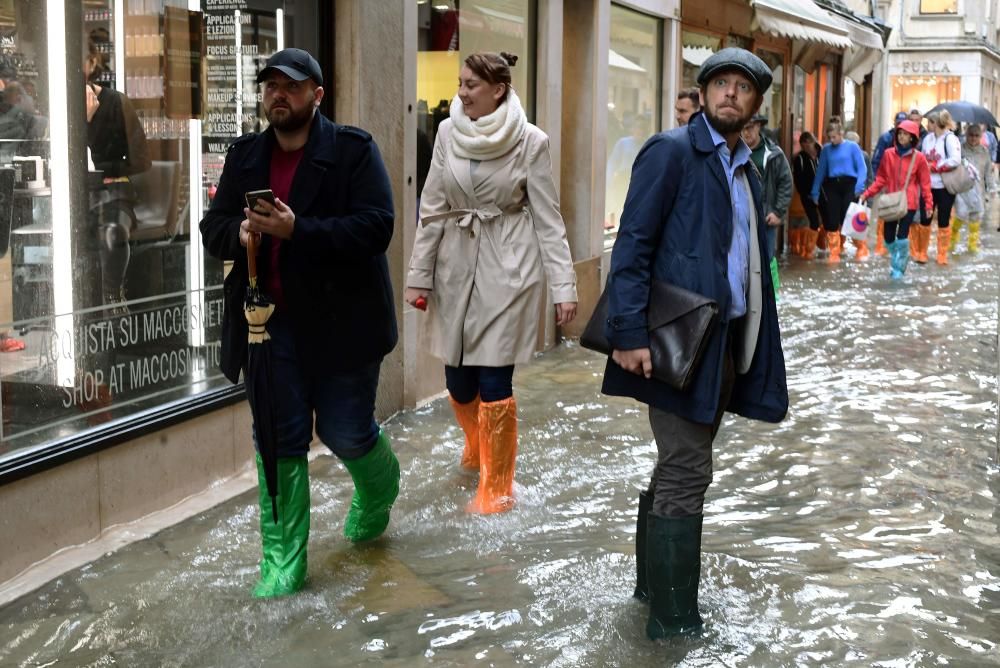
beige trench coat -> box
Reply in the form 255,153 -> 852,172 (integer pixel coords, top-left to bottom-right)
407,119 -> 578,367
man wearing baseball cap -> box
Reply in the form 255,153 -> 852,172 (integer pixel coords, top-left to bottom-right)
601,47 -> 788,639
871,111 -> 910,255
200,47 -> 400,598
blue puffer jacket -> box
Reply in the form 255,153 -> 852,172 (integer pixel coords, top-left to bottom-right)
601,112 -> 788,425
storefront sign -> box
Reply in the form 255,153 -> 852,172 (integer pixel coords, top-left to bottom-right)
35,296 -> 226,410
901,61 -> 951,74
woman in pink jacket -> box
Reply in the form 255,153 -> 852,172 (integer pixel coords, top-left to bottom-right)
861,120 -> 933,280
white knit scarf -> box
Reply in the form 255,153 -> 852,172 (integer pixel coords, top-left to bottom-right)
448,89 -> 527,161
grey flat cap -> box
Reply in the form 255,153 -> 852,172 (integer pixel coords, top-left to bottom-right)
697,48 -> 772,94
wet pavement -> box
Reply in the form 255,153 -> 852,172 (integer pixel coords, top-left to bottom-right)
2,228 -> 999,667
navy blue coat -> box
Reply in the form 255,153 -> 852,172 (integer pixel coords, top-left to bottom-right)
200,113 -> 398,384
601,112 -> 788,425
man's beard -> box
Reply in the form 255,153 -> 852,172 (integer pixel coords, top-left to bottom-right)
705,105 -> 751,134
267,104 -> 314,132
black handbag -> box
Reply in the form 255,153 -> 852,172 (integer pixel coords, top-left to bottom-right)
581,280 -> 720,391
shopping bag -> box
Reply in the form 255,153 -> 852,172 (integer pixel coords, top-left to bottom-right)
840,201 -> 871,240
955,186 -> 983,221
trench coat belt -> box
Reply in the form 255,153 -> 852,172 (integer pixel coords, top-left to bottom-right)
420,205 -> 526,232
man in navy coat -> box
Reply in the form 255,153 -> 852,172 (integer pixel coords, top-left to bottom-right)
602,48 -> 788,639
200,49 -> 400,598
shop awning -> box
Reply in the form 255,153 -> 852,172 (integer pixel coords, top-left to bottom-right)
750,0 -> 853,49
818,3 -> 888,83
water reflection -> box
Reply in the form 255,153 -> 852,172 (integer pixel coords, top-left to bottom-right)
1,241 -> 999,666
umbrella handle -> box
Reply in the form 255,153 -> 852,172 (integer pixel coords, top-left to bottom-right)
247,231 -> 258,287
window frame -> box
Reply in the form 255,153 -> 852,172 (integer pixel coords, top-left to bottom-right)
918,0 -> 959,16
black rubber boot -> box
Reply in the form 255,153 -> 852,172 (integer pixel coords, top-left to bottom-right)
645,513 -> 704,640
633,490 -> 652,601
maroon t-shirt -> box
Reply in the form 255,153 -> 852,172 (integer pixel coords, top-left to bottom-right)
265,145 -> 305,309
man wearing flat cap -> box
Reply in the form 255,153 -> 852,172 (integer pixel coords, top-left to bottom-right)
601,47 -> 788,639
200,47 -> 400,598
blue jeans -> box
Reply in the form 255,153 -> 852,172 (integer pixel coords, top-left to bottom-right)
445,364 -> 515,403
765,226 -> 778,257
254,314 -> 381,460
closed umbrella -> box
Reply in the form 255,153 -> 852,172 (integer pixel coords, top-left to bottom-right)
925,101 -> 999,128
244,233 -> 279,523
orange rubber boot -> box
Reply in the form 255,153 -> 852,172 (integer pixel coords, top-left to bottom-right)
790,228 -> 802,256
801,228 -> 818,259
449,394 -> 481,470
936,227 -> 951,265
914,225 -> 929,263
467,397 -> 518,514
875,220 -> 888,256
854,238 -> 870,260
827,230 -> 841,263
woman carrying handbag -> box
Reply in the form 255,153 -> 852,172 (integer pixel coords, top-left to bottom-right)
919,110 -> 963,265
861,120 -> 932,280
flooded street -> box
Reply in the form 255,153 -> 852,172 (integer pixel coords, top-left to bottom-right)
2,234 -> 999,667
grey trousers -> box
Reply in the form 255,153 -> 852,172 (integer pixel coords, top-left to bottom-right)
647,345 -> 735,517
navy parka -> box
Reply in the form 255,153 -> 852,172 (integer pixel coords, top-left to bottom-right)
200,113 -> 398,384
601,112 -> 788,425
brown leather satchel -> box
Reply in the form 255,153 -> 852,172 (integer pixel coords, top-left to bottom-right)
581,280 -> 720,391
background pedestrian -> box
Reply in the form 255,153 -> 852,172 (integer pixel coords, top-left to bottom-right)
810,117 -> 867,263
952,122 -> 995,254
920,109 -> 962,264
861,120 -> 931,279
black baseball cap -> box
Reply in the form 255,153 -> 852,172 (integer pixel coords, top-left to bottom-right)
256,48 -> 323,86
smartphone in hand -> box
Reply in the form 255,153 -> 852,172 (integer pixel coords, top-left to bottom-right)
245,189 -> 276,215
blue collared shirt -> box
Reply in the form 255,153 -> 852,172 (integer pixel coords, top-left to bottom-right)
705,118 -> 751,319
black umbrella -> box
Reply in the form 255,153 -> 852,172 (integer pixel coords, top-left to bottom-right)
925,101 -> 999,128
244,233 -> 279,523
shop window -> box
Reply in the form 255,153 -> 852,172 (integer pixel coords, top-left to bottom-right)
793,64 -> 842,152
0,1 -> 320,472
415,0 -> 536,198
891,75 -> 961,119
842,78 -> 856,133
792,66 -> 807,151
919,0 -> 958,14
605,5 -> 662,241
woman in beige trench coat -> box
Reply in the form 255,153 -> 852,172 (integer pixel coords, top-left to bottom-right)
405,52 -> 578,514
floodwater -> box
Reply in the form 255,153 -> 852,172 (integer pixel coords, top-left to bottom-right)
2,232 -> 999,667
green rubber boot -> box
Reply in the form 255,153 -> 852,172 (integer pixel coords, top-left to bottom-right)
252,454 -> 310,598
769,256 -> 780,301
646,513 -> 704,639
343,430 -> 400,542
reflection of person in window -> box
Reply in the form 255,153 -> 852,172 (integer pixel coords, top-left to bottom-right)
606,115 -> 649,228
84,32 -> 151,311
0,81 -> 47,150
